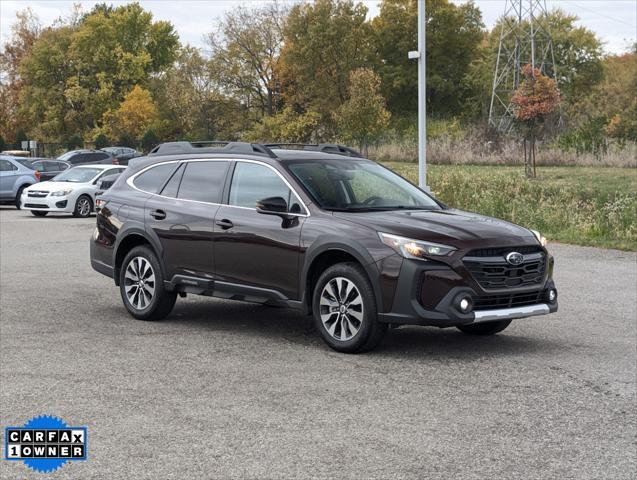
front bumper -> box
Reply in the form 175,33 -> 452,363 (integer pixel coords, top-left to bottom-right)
377,258 -> 558,327
22,193 -> 73,212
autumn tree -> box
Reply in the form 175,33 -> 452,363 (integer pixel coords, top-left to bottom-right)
280,0 -> 374,132
17,3 -> 178,141
102,85 -> 158,141
334,68 -> 391,155
0,8 -> 42,141
207,2 -> 287,119
511,64 -> 561,177
243,107 -> 322,143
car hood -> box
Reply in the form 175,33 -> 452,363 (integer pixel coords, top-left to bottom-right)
334,208 -> 538,249
25,181 -> 87,192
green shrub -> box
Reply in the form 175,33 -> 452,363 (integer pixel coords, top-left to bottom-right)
93,133 -> 110,150
140,129 -> 159,152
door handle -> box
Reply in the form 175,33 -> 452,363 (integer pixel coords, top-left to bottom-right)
215,218 -> 234,230
150,209 -> 166,220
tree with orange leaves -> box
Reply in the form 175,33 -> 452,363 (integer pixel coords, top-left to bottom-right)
511,64 -> 561,177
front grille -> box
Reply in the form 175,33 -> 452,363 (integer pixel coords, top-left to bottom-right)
27,191 -> 49,198
466,245 -> 542,257
464,246 -> 546,289
24,203 -> 48,208
473,291 -> 544,311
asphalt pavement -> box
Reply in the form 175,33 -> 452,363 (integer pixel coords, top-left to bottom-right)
1,206 -> 635,479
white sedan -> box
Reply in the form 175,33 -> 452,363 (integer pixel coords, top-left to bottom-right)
21,165 -> 126,217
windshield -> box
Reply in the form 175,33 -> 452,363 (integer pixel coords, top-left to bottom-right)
52,167 -> 101,183
285,159 -> 441,211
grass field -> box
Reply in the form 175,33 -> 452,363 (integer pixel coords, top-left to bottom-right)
382,163 -> 637,251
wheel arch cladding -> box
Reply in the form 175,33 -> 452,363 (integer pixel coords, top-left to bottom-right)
113,232 -> 161,286
303,243 -> 382,315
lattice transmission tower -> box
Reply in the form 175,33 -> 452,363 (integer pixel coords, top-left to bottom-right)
489,0 -> 558,132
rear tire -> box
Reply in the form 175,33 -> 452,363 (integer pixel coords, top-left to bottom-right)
73,194 -> 93,217
456,320 -> 512,335
31,211 -> 48,217
119,245 -> 177,321
312,262 -> 386,353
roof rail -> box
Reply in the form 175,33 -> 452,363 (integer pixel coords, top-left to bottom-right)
265,143 -> 364,158
148,141 -> 277,158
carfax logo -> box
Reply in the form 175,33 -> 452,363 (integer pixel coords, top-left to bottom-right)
4,415 -> 87,474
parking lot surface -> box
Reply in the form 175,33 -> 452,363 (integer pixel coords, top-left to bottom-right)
1,206 -> 635,479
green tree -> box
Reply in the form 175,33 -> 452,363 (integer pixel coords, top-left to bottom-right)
17,3 -> 178,141
140,129 -> 159,152
280,0 -> 374,131
334,68 -> 391,154
372,0 -> 484,119
93,133 -> 110,149
68,133 -> 84,149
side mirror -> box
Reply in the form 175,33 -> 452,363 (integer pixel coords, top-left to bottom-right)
256,196 -> 288,216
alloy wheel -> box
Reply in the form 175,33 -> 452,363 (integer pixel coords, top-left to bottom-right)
77,197 -> 91,216
124,256 -> 156,310
319,277 -> 364,341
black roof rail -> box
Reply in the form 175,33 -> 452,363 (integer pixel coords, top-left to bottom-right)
148,141 -> 277,158
265,143 -> 364,158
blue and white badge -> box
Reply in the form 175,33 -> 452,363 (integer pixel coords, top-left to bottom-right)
4,415 -> 88,474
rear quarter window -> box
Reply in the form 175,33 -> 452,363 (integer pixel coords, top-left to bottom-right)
133,163 -> 178,194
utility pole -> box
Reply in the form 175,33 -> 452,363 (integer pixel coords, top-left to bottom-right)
489,0 -> 558,132
408,0 -> 427,190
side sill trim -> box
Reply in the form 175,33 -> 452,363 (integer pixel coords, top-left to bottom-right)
473,303 -> 550,323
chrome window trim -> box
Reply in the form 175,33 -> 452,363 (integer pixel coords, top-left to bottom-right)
126,157 -> 310,217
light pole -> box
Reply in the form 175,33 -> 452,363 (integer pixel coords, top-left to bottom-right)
408,0 -> 427,190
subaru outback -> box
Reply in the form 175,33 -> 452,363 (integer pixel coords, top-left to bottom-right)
90,142 -> 558,353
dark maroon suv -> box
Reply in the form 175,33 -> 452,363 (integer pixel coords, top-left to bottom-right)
90,142 -> 558,353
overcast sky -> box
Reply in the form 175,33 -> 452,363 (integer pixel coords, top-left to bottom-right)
1,0 -> 635,55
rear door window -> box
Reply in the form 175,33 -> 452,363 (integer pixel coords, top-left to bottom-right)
176,161 -> 228,203
0,159 -> 17,171
133,163 -> 177,193
159,163 -> 184,198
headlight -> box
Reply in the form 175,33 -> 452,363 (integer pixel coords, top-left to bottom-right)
378,232 -> 456,260
51,189 -> 73,197
530,229 -> 547,247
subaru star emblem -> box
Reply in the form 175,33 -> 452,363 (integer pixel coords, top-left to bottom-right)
506,252 -> 524,266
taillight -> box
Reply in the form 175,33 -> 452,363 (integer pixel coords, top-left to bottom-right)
112,158 -> 119,165
95,198 -> 106,210
34,170 -> 41,181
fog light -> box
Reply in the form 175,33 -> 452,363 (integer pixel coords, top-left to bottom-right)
548,289 -> 557,303
456,295 -> 473,313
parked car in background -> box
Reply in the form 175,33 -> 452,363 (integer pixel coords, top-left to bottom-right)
15,158 -> 70,181
0,155 -> 40,209
100,147 -> 141,165
57,149 -> 117,166
95,172 -> 123,199
22,164 -> 126,217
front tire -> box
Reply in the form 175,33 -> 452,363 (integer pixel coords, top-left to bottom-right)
119,246 -> 177,321
73,194 -> 93,217
31,211 -> 48,217
15,185 -> 27,209
312,263 -> 386,353
456,320 -> 512,335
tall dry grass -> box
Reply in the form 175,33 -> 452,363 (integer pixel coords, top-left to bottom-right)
368,137 -> 637,167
